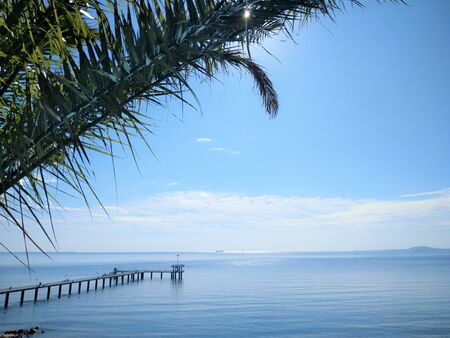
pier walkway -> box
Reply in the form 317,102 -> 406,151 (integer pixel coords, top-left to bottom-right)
1,264 -> 184,308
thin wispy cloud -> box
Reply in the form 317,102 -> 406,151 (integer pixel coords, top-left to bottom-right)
104,206 -> 127,212
195,137 -> 239,155
209,147 -> 240,155
196,137 -> 212,143
51,206 -> 85,212
401,188 -> 450,199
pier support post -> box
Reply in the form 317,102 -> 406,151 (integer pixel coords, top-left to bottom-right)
102,278 -> 105,289
58,285 -> 62,298
78,282 -> 82,294
34,288 -> 39,302
141,273 -> 144,280
151,272 -> 153,279
68,283 -> 72,296
121,275 -> 124,284
87,281 -> 90,293
20,290 -> 25,305
95,279 -> 98,290
115,277 -> 118,286
171,264 -> 184,281
127,275 -> 130,283
47,287 -> 51,299
160,272 -> 163,279
109,277 -> 112,287
4,292 -> 9,308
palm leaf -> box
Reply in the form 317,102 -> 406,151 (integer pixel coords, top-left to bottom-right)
0,0 -> 395,264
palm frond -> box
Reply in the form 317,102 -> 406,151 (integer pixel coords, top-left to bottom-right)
0,0 -> 386,263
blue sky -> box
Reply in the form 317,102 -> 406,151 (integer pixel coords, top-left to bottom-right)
3,0 -> 450,252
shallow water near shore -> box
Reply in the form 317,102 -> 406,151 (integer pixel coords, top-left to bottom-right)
1,251 -> 450,337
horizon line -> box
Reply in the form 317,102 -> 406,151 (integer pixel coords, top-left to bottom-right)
3,246 -> 450,255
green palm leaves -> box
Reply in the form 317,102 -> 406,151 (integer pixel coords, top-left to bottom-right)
1,0 -> 360,263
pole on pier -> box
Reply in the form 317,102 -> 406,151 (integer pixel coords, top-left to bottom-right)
34,288 -> 39,302
68,283 -> 72,296
58,285 -> 62,298
4,292 -> 9,308
47,286 -> 51,299
20,290 -> 25,305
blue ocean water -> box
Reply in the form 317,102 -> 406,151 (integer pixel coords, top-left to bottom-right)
0,251 -> 450,337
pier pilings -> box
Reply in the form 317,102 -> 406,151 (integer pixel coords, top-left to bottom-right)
1,268 -> 184,308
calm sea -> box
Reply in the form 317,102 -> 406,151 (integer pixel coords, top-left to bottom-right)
0,251 -> 449,337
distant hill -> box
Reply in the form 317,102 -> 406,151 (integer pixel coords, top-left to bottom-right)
406,246 -> 450,253
349,246 -> 450,256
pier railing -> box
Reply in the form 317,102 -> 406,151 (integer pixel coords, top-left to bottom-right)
1,265 -> 184,308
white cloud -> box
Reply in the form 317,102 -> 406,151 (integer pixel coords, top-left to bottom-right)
31,188 -> 450,252
196,137 -> 212,143
74,189 -> 450,232
115,191 -> 450,229
209,147 -> 240,155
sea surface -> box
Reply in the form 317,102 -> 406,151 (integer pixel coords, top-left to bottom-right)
0,251 -> 450,337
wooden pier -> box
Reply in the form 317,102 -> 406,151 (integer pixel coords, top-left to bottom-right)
1,264 -> 184,308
